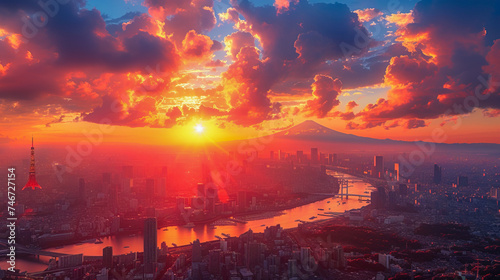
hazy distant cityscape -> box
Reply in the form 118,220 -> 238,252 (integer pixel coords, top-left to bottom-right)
1,120 -> 499,279
2,0 -> 500,279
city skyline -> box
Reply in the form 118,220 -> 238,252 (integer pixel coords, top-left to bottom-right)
1,0 -> 500,279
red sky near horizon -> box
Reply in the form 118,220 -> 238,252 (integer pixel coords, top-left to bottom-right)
1,0 -> 499,146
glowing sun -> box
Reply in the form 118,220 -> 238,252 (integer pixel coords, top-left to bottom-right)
194,124 -> 204,134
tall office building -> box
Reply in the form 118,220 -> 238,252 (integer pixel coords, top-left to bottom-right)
246,242 -> 261,269
297,151 -> 304,163
394,163 -> 400,181
157,177 -> 167,198
374,156 -> 384,178
192,239 -> 202,263
300,247 -> 312,269
288,259 -> 298,278
278,150 -> 284,160
209,249 -> 221,274
311,148 -> 319,164
143,218 -> 157,274
333,245 -> 346,269
433,164 -> 442,184
269,151 -> 274,160
371,186 -> 387,209
23,136 -> 42,190
121,178 -> 132,195
103,246 -> 113,268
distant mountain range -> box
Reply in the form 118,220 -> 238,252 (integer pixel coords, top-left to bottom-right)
229,120 -> 499,154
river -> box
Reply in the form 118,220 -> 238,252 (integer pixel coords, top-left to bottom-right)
1,171 -> 373,273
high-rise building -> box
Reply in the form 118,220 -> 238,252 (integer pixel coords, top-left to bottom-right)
371,187 -> 387,209
209,249 -> 221,274
23,136 -> 42,190
394,163 -> 400,181
300,247 -> 312,269
333,245 -> 346,269
269,151 -> 274,160
192,239 -> 202,263
433,164 -> 442,184
311,148 -> 319,164
220,239 -> 228,252
143,218 -> 157,274
121,178 -> 132,195
157,177 -> 167,198
373,156 -> 384,178
246,242 -> 261,269
103,246 -> 113,268
278,150 -> 284,160
197,183 -> 205,198
297,151 -> 304,163
288,259 -> 298,278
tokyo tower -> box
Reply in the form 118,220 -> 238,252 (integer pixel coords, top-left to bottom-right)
23,136 -> 42,190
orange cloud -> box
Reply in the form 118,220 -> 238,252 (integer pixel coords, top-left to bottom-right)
354,8 -> 383,22
384,12 -> 413,27
304,75 -> 342,118
224,31 -> 255,60
181,30 -> 214,61
274,0 -> 298,14
221,46 -> 280,126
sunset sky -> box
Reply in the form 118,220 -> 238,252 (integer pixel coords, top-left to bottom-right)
1,0 -> 499,146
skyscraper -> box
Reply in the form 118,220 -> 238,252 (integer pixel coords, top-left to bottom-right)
192,239 -> 202,263
288,259 -> 298,278
311,148 -> 318,164
191,241 -> 202,280
103,246 -> 113,268
394,163 -> 400,181
23,136 -> 42,190
374,156 -> 384,178
296,151 -> 304,163
433,164 -> 442,184
143,218 -> 157,274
